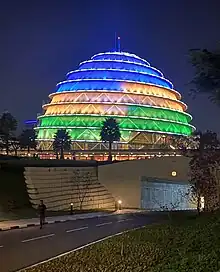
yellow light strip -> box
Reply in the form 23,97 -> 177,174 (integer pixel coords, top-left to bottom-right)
43,103 -> 191,121
45,100 -> 184,112
122,82 -> 180,99
47,91 -> 186,112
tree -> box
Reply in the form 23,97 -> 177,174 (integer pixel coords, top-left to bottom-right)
100,117 -> 121,161
72,170 -> 94,210
19,128 -> 36,153
169,134 -> 199,152
188,130 -> 220,213
148,185 -> 195,222
189,48 -> 220,105
0,112 -> 17,155
10,136 -> 20,156
53,129 -> 71,159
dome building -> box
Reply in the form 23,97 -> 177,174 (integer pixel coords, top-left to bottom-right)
36,51 -> 195,160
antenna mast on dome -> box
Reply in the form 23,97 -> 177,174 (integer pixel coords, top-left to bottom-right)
114,32 -> 121,52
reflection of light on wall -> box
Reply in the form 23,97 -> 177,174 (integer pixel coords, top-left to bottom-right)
171,171 -> 177,177
201,196 -> 205,209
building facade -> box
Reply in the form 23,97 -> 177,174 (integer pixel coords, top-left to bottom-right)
35,51 -> 195,156
23,156 -> 196,211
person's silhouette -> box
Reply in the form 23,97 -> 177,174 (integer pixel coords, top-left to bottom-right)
38,200 -> 46,229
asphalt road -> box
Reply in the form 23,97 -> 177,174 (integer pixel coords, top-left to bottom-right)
0,213 -> 164,272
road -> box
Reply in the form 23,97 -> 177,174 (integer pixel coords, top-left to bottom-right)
0,213 -> 164,272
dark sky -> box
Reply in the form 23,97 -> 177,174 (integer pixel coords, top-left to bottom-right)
0,0 -> 220,133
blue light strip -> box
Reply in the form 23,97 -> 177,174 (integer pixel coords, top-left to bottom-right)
43,101 -> 192,121
24,120 -> 37,124
76,59 -> 164,77
93,54 -> 149,66
67,68 -> 163,81
56,78 -> 175,95
65,69 -> 173,89
91,51 -> 150,66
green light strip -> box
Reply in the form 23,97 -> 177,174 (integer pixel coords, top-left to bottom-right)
38,114 -> 194,129
127,105 -> 191,122
36,115 -> 194,140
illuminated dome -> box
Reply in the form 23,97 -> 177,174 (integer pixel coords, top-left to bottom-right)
36,51 -> 195,151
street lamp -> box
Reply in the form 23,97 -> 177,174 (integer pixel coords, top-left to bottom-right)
70,203 -> 73,215
171,171 -> 177,177
118,200 -> 122,210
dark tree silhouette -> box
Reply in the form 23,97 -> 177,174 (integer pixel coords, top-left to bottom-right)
10,136 -> 20,156
189,130 -> 220,213
189,48 -> 220,105
100,117 -> 121,161
72,170 -> 94,210
0,112 -> 17,155
19,128 -> 36,153
53,129 -> 71,159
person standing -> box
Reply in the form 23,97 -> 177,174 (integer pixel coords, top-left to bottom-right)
38,200 -> 47,229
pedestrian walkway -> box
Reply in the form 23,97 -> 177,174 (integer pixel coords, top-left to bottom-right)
0,209 -> 143,231
0,212 -> 109,231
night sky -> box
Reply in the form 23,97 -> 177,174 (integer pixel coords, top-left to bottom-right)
1,0 -> 220,133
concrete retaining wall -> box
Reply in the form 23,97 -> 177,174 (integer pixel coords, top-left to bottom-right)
24,166 -> 115,211
98,156 -> 191,208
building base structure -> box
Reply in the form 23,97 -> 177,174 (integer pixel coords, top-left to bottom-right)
35,131 -> 181,160
23,156 -> 198,211
37,131 -> 172,150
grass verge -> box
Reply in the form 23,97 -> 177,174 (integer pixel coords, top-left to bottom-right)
22,211 -> 220,272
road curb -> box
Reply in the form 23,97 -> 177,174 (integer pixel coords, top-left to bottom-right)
0,213 -> 116,231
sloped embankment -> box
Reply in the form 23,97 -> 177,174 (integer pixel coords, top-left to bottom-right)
0,161 -> 32,214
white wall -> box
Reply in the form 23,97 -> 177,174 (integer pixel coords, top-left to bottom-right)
98,156 -> 191,208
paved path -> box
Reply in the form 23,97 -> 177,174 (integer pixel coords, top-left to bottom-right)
0,209 -> 144,231
0,212 -> 109,231
0,213 -> 162,272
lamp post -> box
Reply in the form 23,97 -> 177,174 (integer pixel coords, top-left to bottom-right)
118,200 -> 122,210
70,203 -> 73,215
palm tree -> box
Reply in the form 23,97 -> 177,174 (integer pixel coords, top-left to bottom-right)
53,129 -> 71,159
0,111 -> 17,155
19,128 -> 36,153
100,117 -> 121,161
